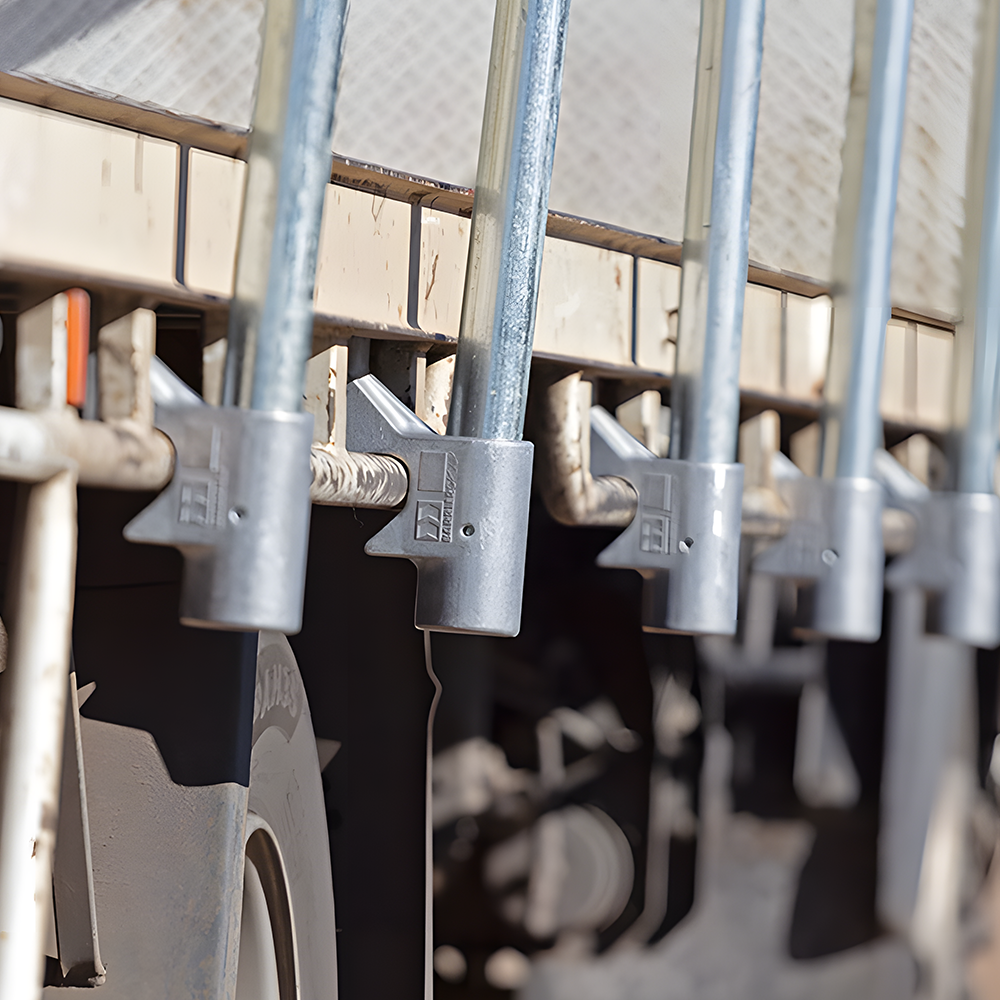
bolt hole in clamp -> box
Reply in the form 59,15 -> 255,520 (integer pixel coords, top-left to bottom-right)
589,407 -> 743,636
123,402 -> 314,634
346,374 -> 533,637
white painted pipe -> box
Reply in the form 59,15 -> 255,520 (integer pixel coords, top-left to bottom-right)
0,406 -> 173,489
531,371 -> 638,528
0,404 -> 408,508
0,469 -> 78,1000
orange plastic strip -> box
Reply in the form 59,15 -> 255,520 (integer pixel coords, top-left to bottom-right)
65,288 -> 90,409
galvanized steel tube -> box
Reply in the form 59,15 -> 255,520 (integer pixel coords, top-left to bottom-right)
309,444 -> 409,508
953,0 -> 1000,495
448,0 -> 571,442
223,0 -> 295,409
224,0 -> 349,414
669,0 -> 765,466
822,0 -> 914,480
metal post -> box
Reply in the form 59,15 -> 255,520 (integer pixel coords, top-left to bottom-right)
756,0 -> 913,642
344,0 -> 569,636
821,0 -> 913,479
878,588 -> 976,993
670,0 -> 765,466
930,0 -> 1000,645
224,0 -> 349,414
882,0 -> 1000,647
873,11 -> 1000,980
129,0 -> 349,632
579,0 -> 762,636
223,0 -> 296,410
0,471 -> 77,1000
448,0 -> 572,442
953,0 -> 1000,496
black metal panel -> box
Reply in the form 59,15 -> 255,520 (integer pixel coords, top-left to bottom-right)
72,487 -> 256,787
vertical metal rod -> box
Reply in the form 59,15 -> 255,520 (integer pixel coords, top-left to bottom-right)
223,0 -> 296,409
820,0 -> 914,480
669,0 -> 766,466
952,0 -> 1000,494
224,0 -> 349,414
0,471 -> 77,1000
448,0 -> 572,442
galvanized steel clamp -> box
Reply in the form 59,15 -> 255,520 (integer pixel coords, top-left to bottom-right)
753,476 -> 885,642
589,406 -> 743,636
347,374 -> 533,637
884,491 -> 1000,648
124,405 -> 314,634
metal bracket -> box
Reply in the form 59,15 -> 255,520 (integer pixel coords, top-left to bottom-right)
124,405 -> 313,633
589,406 -> 743,636
885,491 -> 1000,648
754,476 -> 885,642
346,374 -> 533,637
